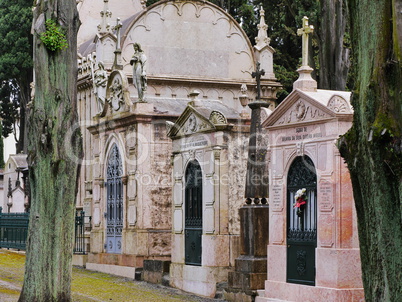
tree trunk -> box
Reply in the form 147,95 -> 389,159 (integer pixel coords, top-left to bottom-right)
16,75 -> 32,154
18,0 -> 81,301
318,0 -> 350,90
338,0 -> 402,300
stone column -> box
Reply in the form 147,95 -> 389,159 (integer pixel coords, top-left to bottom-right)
225,205 -> 268,301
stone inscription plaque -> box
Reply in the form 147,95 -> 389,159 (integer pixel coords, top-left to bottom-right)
277,125 -> 324,143
271,183 -> 283,211
319,180 -> 333,211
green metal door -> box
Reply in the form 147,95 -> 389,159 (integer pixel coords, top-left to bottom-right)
287,156 -> 317,286
185,160 -> 203,266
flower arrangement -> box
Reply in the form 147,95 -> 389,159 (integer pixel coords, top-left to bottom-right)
294,188 -> 307,216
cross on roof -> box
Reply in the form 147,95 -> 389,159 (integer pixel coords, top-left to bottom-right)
297,16 -> 314,67
252,62 -> 265,100
114,18 -> 123,49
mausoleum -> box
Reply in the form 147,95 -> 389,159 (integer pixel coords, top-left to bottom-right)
75,0 -> 280,297
256,17 -> 364,302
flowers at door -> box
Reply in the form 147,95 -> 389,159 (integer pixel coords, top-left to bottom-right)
294,188 -> 307,207
294,188 -> 307,216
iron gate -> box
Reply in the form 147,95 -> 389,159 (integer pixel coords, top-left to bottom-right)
106,144 -> 123,254
185,160 -> 203,266
287,156 -> 317,286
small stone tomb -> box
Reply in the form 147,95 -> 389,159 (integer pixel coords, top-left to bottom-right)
167,96 -> 249,298
257,89 -> 364,301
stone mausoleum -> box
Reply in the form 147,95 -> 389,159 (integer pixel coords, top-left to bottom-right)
75,0 -> 279,297
256,17 -> 364,302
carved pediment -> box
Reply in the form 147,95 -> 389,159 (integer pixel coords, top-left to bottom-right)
264,90 -> 345,128
168,106 -> 217,138
176,112 -> 214,136
274,98 -> 332,125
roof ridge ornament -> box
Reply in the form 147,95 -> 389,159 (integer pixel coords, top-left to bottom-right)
255,6 -> 270,51
98,0 -> 113,34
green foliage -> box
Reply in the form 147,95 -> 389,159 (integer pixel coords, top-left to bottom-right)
0,0 -> 33,80
40,19 -> 68,52
0,0 -> 33,151
0,80 -> 20,141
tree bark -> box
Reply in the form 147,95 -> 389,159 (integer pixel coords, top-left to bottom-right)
18,0 -> 81,301
318,0 -> 350,90
338,0 -> 402,300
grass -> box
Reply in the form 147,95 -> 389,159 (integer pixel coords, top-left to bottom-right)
0,250 -> 215,302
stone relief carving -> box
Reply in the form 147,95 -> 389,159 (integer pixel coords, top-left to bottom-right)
177,113 -> 211,136
108,76 -> 124,111
209,111 -> 226,125
228,134 -> 249,234
327,95 -> 350,113
296,141 -> 305,156
277,99 -> 328,125
295,100 -> 307,121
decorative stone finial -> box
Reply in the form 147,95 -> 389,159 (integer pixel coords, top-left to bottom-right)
293,16 -> 317,92
98,0 -> 113,34
188,90 -> 202,107
140,0 -> 147,9
255,7 -> 270,51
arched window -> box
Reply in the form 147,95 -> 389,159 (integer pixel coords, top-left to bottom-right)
106,144 -> 123,254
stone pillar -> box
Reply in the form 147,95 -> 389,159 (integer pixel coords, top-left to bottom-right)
225,204 -> 269,301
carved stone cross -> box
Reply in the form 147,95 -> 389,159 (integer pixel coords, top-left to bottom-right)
114,17 -> 123,49
297,16 -> 314,67
252,62 -> 265,100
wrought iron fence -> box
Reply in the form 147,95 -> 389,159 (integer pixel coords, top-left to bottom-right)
0,208 -> 91,254
74,211 -> 92,255
0,207 -> 29,250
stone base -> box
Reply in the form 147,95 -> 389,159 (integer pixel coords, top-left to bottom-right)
256,281 -> 365,302
72,254 -> 88,267
228,271 -> 266,291
88,252 -> 143,267
169,263 -> 230,298
223,287 -> 258,302
86,262 -> 137,279
143,259 -> 171,285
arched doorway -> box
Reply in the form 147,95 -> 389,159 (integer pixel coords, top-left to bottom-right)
286,156 -> 317,285
106,144 -> 123,254
184,160 -> 203,266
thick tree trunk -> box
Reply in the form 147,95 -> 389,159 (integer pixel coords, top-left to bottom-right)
318,0 -> 350,90
338,0 -> 402,300
18,0 -> 81,301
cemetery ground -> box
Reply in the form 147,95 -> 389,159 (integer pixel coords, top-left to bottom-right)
0,249 -> 225,302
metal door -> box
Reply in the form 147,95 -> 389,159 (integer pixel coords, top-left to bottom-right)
185,160 -> 203,266
106,144 -> 123,254
287,156 -> 317,286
